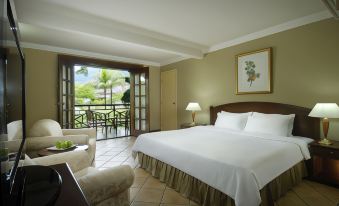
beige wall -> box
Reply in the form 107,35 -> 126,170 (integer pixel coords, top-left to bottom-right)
25,48 -> 58,130
149,66 -> 161,131
24,48 -> 161,132
161,19 -> 339,140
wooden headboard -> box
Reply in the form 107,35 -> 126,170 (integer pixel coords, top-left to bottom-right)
210,102 -> 320,140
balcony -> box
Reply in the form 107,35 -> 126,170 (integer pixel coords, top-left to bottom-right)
74,103 -> 130,140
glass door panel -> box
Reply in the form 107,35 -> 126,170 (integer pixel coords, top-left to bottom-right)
58,64 -> 75,129
130,70 -> 149,136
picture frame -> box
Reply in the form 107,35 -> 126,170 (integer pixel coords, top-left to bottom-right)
235,47 -> 272,94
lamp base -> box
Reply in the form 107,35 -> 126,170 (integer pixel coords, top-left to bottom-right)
318,138 -> 332,145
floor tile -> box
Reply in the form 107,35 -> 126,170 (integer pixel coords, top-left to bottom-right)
131,202 -> 159,206
132,177 -> 148,188
111,156 -> 129,161
94,160 -> 107,167
95,155 -> 113,161
134,168 -> 150,178
105,147 -> 126,152
143,176 -> 166,190
161,188 -> 189,205
102,161 -> 123,167
104,151 -> 121,156
134,188 -> 164,203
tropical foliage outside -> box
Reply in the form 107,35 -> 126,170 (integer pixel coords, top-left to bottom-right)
74,66 -> 130,105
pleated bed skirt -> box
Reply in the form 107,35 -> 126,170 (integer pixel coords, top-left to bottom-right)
137,152 -> 307,206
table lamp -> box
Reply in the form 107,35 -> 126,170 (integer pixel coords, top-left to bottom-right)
186,102 -> 201,125
309,103 -> 339,145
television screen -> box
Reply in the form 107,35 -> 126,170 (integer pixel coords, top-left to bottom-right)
0,0 -> 26,202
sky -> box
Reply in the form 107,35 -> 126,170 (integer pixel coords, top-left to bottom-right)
74,65 -> 130,84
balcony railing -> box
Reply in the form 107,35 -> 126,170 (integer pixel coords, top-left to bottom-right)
74,103 -> 130,140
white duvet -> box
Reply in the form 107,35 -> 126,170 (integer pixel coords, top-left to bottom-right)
132,126 -> 311,206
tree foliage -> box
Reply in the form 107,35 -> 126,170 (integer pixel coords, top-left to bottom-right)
75,83 -> 95,104
75,68 -> 130,105
76,66 -> 89,76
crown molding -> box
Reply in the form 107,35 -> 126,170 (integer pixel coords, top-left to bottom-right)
15,42 -> 161,66
208,10 -> 331,53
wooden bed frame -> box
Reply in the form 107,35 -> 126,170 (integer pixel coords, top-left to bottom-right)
210,102 -> 320,140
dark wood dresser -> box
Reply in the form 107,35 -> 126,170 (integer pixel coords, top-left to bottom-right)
310,140 -> 339,187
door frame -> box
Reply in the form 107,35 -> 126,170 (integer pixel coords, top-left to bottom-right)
57,55 -> 150,135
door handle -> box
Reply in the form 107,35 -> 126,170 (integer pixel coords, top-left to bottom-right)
173,102 -> 176,105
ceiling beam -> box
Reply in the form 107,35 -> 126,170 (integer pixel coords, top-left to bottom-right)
15,0 -> 207,59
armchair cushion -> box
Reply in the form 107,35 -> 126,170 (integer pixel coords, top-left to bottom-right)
27,150 -> 91,173
62,128 -> 96,139
7,120 -> 22,140
29,119 -> 63,137
77,165 -> 134,205
73,167 -> 98,179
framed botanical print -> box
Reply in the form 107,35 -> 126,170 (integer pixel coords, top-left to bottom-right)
235,47 -> 272,94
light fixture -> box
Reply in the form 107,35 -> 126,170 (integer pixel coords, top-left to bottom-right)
186,102 -> 201,125
309,103 -> 339,145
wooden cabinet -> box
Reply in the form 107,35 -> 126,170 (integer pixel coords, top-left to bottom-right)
310,140 -> 339,187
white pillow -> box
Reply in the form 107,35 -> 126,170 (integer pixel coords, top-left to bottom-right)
252,112 -> 295,136
244,114 -> 294,137
214,112 -> 251,131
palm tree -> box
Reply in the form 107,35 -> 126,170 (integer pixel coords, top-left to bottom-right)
108,71 -> 125,104
76,66 -> 88,76
97,69 -> 112,105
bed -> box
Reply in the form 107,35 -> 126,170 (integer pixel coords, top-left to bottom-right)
132,102 -> 320,206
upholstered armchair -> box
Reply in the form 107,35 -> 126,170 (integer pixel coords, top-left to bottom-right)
25,119 -> 96,165
24,151 -> 134,206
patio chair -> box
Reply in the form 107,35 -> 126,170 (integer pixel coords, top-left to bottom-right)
74,113 -> 88,128
106,110 -> 118,136
85,110 -> 106,133
115,110 -> 130,136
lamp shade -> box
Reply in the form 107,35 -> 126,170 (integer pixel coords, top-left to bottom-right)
186,102 -> 201,111
309,103 -> 339,118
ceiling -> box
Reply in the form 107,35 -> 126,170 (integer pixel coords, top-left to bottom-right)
13,0 -> 330,66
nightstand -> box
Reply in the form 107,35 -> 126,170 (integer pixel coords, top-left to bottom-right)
180,123 -> 207,129
309,140 -> 339,187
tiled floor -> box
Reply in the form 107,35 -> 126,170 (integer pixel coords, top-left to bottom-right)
95,127 -> 130,140
95,137 -> 339,206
